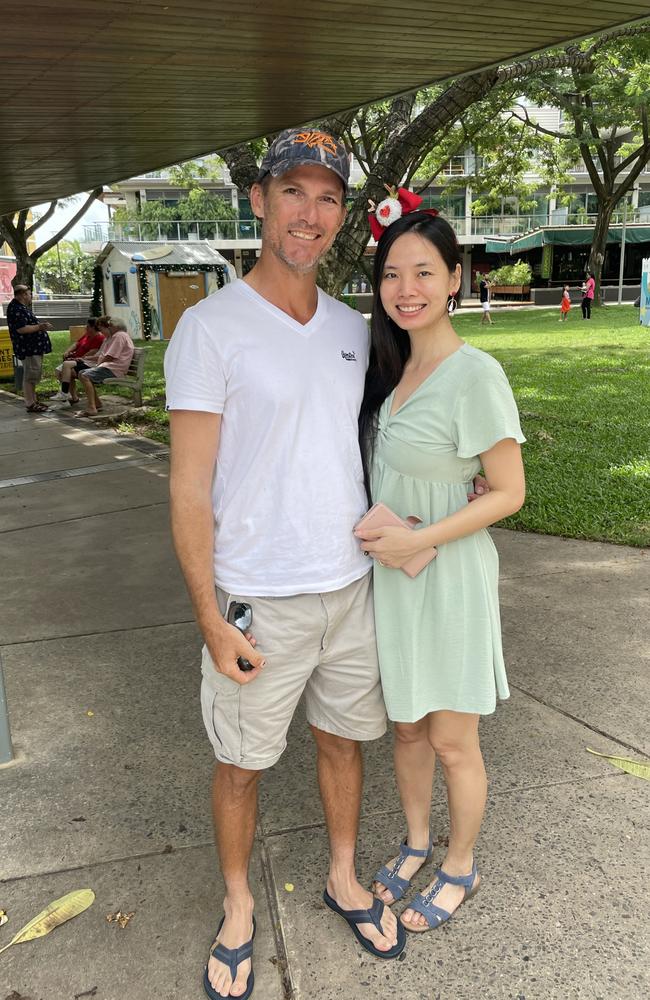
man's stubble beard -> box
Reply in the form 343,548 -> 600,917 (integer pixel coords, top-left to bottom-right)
266,231 -> 330,275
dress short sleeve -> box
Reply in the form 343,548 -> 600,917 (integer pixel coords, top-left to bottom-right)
164,307 -> 226,413
452,366 -> 526,459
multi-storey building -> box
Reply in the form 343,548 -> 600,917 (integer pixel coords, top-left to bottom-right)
84,110 -> 650,298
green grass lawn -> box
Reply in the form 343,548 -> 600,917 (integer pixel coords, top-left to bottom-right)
3,305 -> 648,546
458,306 -> 650,547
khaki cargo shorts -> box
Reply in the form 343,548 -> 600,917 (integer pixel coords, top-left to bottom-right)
22,354 -> 43,383
200,572 -> 386,770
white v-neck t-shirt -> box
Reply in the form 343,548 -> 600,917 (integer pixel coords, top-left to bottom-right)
164,279 -> 371,596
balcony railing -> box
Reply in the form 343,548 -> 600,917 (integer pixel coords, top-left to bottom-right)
82,219 -> 262,243
449,209 -> 647,238
82,209 -> 649,247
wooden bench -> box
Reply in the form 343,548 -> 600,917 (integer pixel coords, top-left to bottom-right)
104,348 -> 146,407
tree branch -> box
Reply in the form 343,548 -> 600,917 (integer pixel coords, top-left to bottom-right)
26,201 -> 57,237
511,105 -> 567,140
31,188 -> 102,260
588,21 -> 650,56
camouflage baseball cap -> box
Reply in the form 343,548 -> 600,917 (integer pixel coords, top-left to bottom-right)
257,127 -> 349,189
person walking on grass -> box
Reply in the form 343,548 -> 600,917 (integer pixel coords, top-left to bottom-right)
559,284 -> 571,322
479,275 -> 492,325
6,284 -> 53,413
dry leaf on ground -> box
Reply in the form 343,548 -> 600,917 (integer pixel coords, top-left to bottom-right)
106,910 -> 135,929
586,747 -> 650,780
0,889 -> 95,956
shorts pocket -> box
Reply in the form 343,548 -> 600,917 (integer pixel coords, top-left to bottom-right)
200,645 -> 242,764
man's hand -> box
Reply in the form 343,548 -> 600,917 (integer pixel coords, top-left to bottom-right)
208,622 -> 266,685
468,473 -> 490,502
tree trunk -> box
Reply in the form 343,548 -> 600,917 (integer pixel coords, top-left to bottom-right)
588,202 -> 614,305
11,251 -> 35,291
319,71 -> 500,298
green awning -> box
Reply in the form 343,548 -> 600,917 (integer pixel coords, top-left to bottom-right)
484,239 -> 513,254
486,224 -> 650,255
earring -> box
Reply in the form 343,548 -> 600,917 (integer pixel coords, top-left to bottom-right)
447,294 -> 458,316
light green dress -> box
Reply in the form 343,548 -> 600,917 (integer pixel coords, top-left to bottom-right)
370,343 -> 525,722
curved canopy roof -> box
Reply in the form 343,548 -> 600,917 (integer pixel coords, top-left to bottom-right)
3,0 -> 650,215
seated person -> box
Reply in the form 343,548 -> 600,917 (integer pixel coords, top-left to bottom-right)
50,317 -> 105,404
78,318 -> 135,416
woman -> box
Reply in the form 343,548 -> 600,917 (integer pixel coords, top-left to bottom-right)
50,317 -> 105,404
581,272 -> 595,319
356,204 -> 525,933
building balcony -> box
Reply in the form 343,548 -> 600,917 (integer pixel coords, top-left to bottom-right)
82,219 -> 262,243
82,206 -> 649,249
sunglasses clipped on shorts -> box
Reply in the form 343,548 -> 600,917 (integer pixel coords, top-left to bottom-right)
227,601 -> 254,672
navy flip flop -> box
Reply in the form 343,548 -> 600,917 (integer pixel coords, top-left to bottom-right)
323,889 -> 406,959
203,915 -> 256,1000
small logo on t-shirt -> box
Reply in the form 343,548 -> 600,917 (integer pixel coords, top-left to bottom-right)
341,350 -> 357,361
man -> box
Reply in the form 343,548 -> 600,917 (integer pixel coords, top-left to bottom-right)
78,317 -> 134,416
479,276 -> 492,325
6,284 -> 53,413
165,128 -> 404,1000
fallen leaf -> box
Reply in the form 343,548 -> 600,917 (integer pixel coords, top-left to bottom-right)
284,883 -> 294,893
106,910 -> 135,929
0,910 -> 7,926
86,710 -> 94,717
0,889 -> 94,956
586,747 -> 650,780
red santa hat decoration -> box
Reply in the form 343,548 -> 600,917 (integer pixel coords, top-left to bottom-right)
368,185 -> 438,241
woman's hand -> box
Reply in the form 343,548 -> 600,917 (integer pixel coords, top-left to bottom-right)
354,524 -> 424,569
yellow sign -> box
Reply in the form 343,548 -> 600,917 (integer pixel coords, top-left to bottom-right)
0,328 -> 13,379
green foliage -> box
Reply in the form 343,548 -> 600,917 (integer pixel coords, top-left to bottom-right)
112,189 -> 237,238
476,260 -> 532,286
34,240 -> 95,294
175,188 -> 237,221
167,154 -> 225,188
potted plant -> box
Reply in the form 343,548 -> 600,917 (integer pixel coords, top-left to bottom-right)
477,260 -> 532,299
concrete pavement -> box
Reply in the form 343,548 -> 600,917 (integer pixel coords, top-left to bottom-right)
0,390 -> 648,1000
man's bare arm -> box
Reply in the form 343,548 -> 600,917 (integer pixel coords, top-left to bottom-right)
169,410 -> 264,684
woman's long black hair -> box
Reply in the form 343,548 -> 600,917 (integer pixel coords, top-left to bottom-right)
358,211 -> 463,499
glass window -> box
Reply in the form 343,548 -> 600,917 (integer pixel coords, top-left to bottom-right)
112,273 -> 129,305
421,191 -> 466,218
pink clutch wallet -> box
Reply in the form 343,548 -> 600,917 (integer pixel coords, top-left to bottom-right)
354,502 -> 437,578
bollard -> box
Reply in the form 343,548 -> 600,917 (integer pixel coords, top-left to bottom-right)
0,651 -> 14,764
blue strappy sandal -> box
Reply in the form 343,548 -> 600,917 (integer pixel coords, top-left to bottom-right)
203,915 -> 256,1000
323,889 -> 407,959
403,863 -> 480,932
373,838 -> 433,903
